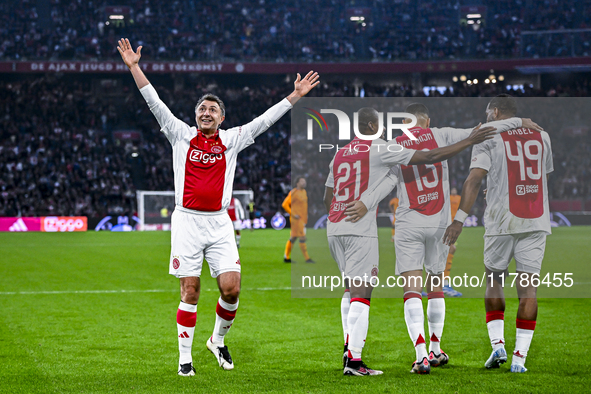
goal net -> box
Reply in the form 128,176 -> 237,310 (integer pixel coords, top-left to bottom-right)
136,189 -> 254,231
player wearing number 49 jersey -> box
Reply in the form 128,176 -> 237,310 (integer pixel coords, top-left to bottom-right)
347,103 -> 540,374
323,107 -> 503,376
444,94 -> 553,373
117,38 -> 320,376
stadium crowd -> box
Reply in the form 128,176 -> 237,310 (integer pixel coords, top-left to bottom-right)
1,73 -> 591,219
1,0 -> 591,62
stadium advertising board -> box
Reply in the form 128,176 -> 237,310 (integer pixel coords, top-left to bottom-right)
0,217 -> 87,232
1,57 -> 591,74
291,97 -> 589,299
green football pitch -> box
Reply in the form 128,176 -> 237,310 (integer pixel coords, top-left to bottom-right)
1,227 -> 590,393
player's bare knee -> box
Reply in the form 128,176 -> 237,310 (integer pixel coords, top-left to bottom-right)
221,285 -> 240,304
179,277 -> 200,304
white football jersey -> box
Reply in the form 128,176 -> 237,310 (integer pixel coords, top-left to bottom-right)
140,84 -> 291,214
325,137 -> 414,237
470,127 -> 553,236
359,118 -> 523,229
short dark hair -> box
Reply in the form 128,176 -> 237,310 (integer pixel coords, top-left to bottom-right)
488,94 -> 517,117
405,103 -> 429,118
357,107 -> 379,132
195,93 -> 226,117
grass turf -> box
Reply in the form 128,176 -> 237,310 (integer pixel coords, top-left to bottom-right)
0,227 -> 590,393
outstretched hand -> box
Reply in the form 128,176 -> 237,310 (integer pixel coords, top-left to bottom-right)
117,38 -> 142,69
287,71 -> 320,105
294,71 -> 320,97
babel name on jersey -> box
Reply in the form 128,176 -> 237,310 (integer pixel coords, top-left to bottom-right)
507,128 -> 535,136
189,149 -> 224,164
516,184 -> 539,195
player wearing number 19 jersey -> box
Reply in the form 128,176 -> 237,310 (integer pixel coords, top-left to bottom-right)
355,103 -> 525,374
443,95 -> 553,373
323,107 -> 501,376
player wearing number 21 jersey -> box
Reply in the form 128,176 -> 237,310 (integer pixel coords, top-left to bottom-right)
443,95 -> 553,373
351,103 -> 530,374
323,107 -> 501,376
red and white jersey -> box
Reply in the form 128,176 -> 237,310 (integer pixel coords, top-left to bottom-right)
325,137 -> 415,237
228,197 -> 245,221
471,128 -> 553,236
359,118 -> 523,229
140,84 -> 291,214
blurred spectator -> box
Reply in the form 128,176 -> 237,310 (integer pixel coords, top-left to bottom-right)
2,73 -> 591,220
1,0 -> 590,62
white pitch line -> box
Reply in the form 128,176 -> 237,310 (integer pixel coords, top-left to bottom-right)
0,287 -> 292,296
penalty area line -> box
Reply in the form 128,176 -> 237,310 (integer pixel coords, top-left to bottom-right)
0,287 -> 292,296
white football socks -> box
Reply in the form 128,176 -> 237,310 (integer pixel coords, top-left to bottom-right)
212,297 -> 238,346
177,301 -> 197,365
427,294 -> 445,355
514,319 -> 536,366
347,299 -> 370,360
404,292 -> 428,361
486,311 -> 505,351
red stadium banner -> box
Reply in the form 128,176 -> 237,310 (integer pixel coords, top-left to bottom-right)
0,217 -> 87,232
1,57 -> 590,74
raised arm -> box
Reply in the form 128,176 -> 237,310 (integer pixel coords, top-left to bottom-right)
286,71 -> 320,106
117,38 -> 149,89
408,124 -> 496,165
442,168 -> 487,245
117,38 -> 188,145
238,71 -> 320,147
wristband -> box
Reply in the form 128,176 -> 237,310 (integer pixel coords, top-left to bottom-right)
454,209 -> 469,224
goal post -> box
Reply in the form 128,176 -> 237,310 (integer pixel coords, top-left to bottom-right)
136,189 -> 255,231
136,190 -> 175,231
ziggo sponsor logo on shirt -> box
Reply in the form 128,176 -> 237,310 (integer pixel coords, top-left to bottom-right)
516,184 -> 539,195
417,191 -> 439,204
189,149 -> 224,164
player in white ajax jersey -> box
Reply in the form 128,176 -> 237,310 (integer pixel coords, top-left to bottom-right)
323,107 -> 501,376
345,103 -> 540,374
443,95 -> 553,373
228,197 -> 245,248
118,38 -> 319,376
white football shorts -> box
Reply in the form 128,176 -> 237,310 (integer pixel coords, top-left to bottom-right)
328,235 -> 379,285
483,231 -> 546,274
394,226 -> 449,276
169,209 -> 241,278
232,220 -> 242,231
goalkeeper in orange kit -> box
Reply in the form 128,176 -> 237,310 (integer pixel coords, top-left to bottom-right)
282,176 -> 315,263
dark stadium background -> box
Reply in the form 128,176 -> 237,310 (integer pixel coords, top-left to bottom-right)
1,0 -> 591,227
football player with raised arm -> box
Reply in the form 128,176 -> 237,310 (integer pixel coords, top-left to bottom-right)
443,95 -> 553,373
343,103 -> 541,374
323,107 -> 503,376
117,38 -> 319,376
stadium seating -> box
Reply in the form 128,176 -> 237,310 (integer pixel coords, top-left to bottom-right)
1,74 -> 590,218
